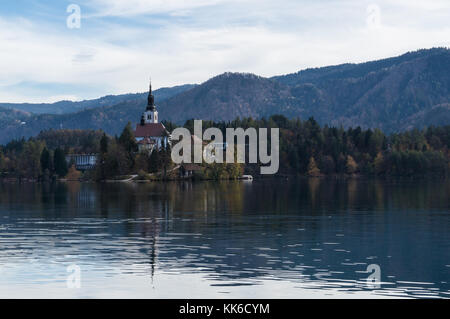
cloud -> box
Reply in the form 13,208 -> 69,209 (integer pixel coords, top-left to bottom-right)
84,0 -> 231,17
0,0 -> 449,103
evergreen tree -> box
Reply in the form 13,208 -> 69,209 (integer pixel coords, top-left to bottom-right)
119,122 -> 137,154
148,149 -> 160,174
54,148 -> 68,177
100,133 -> 109,154
0,152 -> 5,172
321,155 -> 336,175
160,143 -> 172,178
118,123 -> 137,171
40,147 -> 51,172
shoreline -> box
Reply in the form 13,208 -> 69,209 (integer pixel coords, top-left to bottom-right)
1,173 -> 448,184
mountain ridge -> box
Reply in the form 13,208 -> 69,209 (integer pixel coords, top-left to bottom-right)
0,84 -> 196,115
0,48 -> 449,144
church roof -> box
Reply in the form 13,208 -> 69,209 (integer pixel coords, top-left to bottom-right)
135,123 -> 167,138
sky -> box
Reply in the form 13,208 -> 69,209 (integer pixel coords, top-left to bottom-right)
0,0 -> 449,103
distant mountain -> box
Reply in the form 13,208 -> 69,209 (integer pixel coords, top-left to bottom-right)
0,84 -> 196,144
271,48 -> 450,131
0,84 -> 196,115
401,103 -> 450,131
158,48 -> 450,132
158,73 -> 297,123
0,48 -> 449,144
0,94 -> 141,115
0,107 -> 29,133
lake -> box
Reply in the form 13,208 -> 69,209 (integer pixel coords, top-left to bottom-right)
0,178 -> 449,298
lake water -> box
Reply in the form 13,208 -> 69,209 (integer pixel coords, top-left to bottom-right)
0,178 -> 449,299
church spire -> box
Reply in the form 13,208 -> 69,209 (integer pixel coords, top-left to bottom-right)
147,78 -> 156,111
142,77 -> 159,124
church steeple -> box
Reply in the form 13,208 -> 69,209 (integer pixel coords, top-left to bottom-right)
142,78 -> 158,124
146,79 -> 156,112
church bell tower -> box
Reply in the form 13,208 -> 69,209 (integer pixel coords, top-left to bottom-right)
141,80 -> 158,125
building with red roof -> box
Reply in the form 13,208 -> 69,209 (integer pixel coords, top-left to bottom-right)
134,81 -> 170,153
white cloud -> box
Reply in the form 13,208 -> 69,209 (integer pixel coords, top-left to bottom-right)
0,0 -> 449,103
84,0 -> 231,17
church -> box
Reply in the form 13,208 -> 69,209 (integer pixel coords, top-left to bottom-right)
134,81 -> 170,153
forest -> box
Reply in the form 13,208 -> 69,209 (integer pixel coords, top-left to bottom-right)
0,115 -> 449,181
188,116 -> 449,177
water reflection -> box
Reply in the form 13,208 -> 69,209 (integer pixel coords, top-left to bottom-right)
0,178 -> 449,298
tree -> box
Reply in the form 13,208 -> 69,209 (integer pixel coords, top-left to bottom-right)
36,129 -> 104,154
321,155 -> 336,175
346,155 -> 358,174
0,152 -> 5,172
226,163 -> 244,179
100,133 -> 109,154
95,133 -> 110,181
101,143 -> 132,178
134,153 -> 149,172
374,152 -> 385,175
307,157 -> 321,176
368,129 -> 385,156
40,147 -> 51,172
205,163 -> 229,180
17,140 -> 44,179
118,123 -> 137,171
336,153 -> 347,173
159,143 -> 173,178
119,122 -> 137,154
54,148 -> 68,177
148,149 -> 160,173
66,164 -> 81,181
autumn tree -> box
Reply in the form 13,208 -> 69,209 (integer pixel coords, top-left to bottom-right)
307,157 -> 321,176
346,155 -> 358,174
226,163 -> 244,179
374,152 -> 385,175
66,164 -> 81,181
